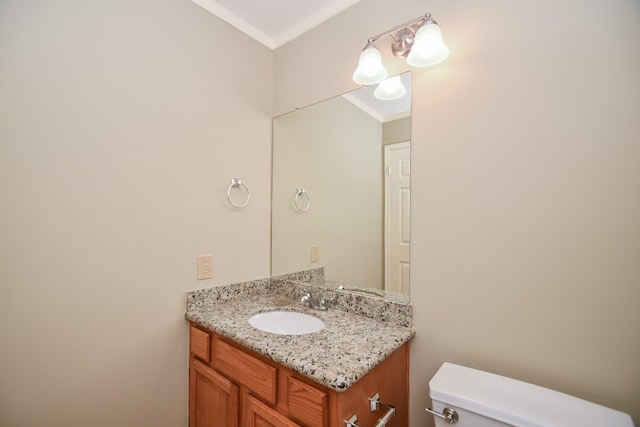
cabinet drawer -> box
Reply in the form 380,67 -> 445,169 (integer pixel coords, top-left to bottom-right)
190,325 -> 210,362
214,338 -> 277,405
287,376 -> 327,427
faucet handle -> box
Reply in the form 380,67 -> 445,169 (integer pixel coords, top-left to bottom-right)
300,291 -> 337,310
320,293 -> 339,308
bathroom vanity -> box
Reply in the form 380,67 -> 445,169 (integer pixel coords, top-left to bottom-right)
186,277 -> 413,427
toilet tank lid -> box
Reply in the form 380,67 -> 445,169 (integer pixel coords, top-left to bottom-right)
429,363 -> 634,427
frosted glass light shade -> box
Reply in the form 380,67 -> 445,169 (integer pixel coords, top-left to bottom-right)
407,22 -> 449,67
374,75 -> 406,101
352,45 -> 388,85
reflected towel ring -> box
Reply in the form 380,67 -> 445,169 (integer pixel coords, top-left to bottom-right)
227,178 -> 250,208
294,188 -> 311,212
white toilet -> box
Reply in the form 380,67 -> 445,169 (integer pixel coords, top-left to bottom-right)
427,362 -> 634,427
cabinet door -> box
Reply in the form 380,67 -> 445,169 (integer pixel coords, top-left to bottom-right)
190,358 -> 239,427
245,394 -> 300,427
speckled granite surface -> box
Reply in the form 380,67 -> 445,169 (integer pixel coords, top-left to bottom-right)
185,278 -> 414,392
272,267 -> 325,285
271,269 -> 412,328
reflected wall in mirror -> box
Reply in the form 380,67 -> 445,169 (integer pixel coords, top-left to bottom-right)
272,72 -> 411,299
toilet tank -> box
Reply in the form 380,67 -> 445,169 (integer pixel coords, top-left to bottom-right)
428,362 -> 634,427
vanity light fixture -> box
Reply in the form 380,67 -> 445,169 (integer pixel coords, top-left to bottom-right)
352,13 -> 449,86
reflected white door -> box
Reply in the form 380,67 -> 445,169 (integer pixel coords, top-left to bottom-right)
384,141 -> 410,294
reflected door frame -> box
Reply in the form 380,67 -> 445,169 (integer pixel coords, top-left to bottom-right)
384,141 -> 410,294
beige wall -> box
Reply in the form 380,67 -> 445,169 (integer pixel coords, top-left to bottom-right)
276,0 -> 640,425
383,117 -> 411,146
272,96 -> 383,287
0,0 -> 272,425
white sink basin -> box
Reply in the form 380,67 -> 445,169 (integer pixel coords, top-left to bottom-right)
248,311 -> 324,335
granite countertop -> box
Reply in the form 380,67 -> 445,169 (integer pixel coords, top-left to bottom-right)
185,279 -> 414,392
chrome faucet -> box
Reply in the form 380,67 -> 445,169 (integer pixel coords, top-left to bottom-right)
300,293 -> 332,311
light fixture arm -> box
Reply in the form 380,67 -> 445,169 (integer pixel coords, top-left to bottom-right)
367,13 -> 433,44
364,13 -> 437,57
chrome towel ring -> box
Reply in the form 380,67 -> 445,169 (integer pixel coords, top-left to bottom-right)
227,178 -> 250,208
294,188 -> 311,212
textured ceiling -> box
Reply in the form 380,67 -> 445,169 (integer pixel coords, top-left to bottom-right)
190,0 -> 363,49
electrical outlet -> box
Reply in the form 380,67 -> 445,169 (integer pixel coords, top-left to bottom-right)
310,245 -> 319,263
197,255 -> 213,280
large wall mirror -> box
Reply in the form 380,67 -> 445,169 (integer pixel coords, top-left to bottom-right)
272,72 -> 411,300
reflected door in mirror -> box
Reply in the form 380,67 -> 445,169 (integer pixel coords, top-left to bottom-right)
385,141 -> 410,294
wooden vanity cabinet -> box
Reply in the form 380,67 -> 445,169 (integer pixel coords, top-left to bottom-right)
189,323 -> 409,427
